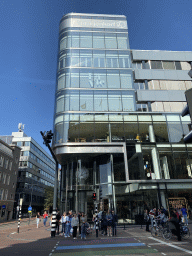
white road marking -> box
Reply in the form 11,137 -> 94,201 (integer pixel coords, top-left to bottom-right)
161,253 -> 166,255
148,241 -> 188,245
149,237 -> 192,255
11,232 -> 16,234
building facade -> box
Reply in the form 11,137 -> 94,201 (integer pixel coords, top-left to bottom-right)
53,13 -> 192,221
1,129 -> 56,215
0,139 -> 20,221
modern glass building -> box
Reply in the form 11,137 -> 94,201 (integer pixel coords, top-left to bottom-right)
53,13 -> 192,221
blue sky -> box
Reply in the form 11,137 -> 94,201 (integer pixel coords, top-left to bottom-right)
1,0 -> 192,154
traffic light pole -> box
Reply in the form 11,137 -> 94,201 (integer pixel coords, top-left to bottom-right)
40,131 -> 58,238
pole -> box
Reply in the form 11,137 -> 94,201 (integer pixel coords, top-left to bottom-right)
95,203 -> 99,237
17,198 -> 23,233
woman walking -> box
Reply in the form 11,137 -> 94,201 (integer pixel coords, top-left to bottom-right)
71,213 -> 79,239
106,210 -> 113,236
61,212 -> 67,235
43,211 -> 48,227
65,212 -> 70,238
36,212 -> 41,228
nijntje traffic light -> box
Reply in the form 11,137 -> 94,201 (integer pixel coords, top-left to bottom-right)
92,193 -> 96,201
181,88 -> 192,143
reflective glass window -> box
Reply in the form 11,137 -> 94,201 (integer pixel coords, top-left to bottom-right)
162,61 -> 175,70
80,50 -> 92,67
55,123 -> 63,144
67,34 -> 71,48
175,61 -> 182,70
71,70 -> 79,88
119,51 -> 130,68
108,91 -> 122,111
105,34 -> 117,48
93,50 -> 105,68
57,75 -> 65,90
80,91 -> 93,111
63,122 -> 70,142
71,32 -> 80,48
95,122 -> 109,142
94,70 -> 107,88
153,116 -> 169,142
124,115 -> 138,141
93,33 -> 105,48
120,71 -> 132,88
167,119 -> 183,143
80,70 -> 93,88
69,91 -> 79,111
60,36 -> 67,50
150,61 -> 163,69
80,32 -> 92,48
94,91 -> 108,111
56,96 -> 64,113
117,34 -> 128,49
107,70 -> 120,88
106,51 -> 119,68
71,50 -> 79,67
122,91 -> 135,111
65,71 -> 71,88
64,91 -> 70,111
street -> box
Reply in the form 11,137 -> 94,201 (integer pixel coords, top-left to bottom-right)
0,219 -> 192,256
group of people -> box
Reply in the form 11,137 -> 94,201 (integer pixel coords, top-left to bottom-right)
144,205 -> 188,241
36,211 -> 48,228
55,211 -> 88,239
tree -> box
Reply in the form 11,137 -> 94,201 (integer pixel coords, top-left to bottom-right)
44,186 -> 60,213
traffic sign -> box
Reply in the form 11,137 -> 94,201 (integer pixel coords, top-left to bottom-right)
28,206 -> 32,211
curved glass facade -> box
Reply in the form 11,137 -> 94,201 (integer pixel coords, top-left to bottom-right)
53,13 -> 192,221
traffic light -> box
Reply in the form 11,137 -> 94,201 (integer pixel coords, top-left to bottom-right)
181,88 -> 192,143
44,130 -> 53,145
92,192 -> 96,201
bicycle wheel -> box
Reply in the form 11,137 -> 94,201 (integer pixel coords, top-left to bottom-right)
151,226 -> 159,237
181,227 -> 190,240
163,229 -> 172,240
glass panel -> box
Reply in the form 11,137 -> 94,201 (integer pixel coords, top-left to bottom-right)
167,121 -> 183,143
122,91 -> 135,111
63,122 -> 70,142
113,154 -> 126,181
95,114 -> 108,122
71,49 -> 79,67
68,120 -> 79,142
94,91 -> 108,111
106,51 -> 119,68
124,121 -> 138,141
153,123 -> 169,142
119,51 -> 130,68
60,36 -> 67,50
109,114 -> 123,122
151,61 -> 163,69
94,70 -> 107,88
181,61 -> 191,70
64,91 -> 70,111
95,123 -> 109,142
93,33 -> 105,48
172,152 -> 189,179
55,115 -> 64,124
80,50 -> 92,67
79,122 -> 94,142
71,70 -> 79,88
117,34 -> 128,49
120,71 -> 132,88
55,123 -> 63,144
111,123 -> 124,142
108,91 -> 122,111
57,75 -> 65,90
105,34 -> 117,49
80,70 -> 93,88
67,33 -> 71,48
175,61 -> 182,70
93,50 -> 105,68
71,32 -> 80,48
162,61 -> 175,70
69,91 -> 79,111
65,71 -> 71,88
80,91 -> 93,111
107,71 -> 120,88
80,32 -> 92,48
56,96 -> 64,113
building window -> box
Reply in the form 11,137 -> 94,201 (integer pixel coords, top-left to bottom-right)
17,141 -> 23,147
0,156 -> 4,167
2,173 -> 6,184
24,141 -> 30,146
5,159 -> 9,169
7,175 -> 10,185
162,61 -> 175,70
0,189 -> 4,200
12,183 -> 15,188
10,194 -> 13,199
9,161 -> 12,171
4,189 -> 8,200
150,61 -> 163,69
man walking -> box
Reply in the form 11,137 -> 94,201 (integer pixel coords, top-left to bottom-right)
112,210 -> 118,236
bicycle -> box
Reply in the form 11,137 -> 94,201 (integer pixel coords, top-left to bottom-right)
180,223 -> 190,240
151,218 -> 165,237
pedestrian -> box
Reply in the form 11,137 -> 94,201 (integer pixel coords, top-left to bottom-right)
181,205 -> 188,225
36,212 -> 41,228
68,210 -> 73,236
106,210 -> 113,236
111,210 -> 118,236
65,212 -> 70,238
168,212 -> 181,241
101,211 -> 107,235
71,213 -> 79,239
78,212 -> 81,236
144,209 -> 150,232
56,211 -> 61,235
43,211 -> 48,227
61,212 -> 67,236
80,213 -> 87,239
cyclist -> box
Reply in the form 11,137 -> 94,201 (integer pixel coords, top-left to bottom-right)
168,212 -> 181,241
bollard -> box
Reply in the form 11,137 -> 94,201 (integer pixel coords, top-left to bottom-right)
95,205 -> 99,237
51,209 -> 57,237
17,205 -> 22,233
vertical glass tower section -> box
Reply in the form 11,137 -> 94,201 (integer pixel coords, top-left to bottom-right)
54,13 -> 135,145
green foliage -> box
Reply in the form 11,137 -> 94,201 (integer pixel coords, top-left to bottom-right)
44,186 -> 60,212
